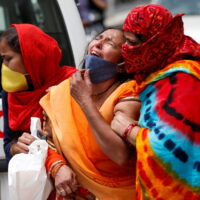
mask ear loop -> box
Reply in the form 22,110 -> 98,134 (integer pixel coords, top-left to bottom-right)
117,62 -> 125,73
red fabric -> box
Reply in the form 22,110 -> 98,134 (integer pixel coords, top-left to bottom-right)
156,72 -> 200,144
8,24 -> 77,131
0,110 -> 3,138
45,148 -> 66,176
122,5 -> 200,83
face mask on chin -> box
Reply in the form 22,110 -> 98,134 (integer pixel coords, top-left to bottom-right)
84,55 -> 120,83
1,63 -> 29,92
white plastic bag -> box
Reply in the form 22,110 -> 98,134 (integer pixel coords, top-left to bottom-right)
8,117 -> 52,200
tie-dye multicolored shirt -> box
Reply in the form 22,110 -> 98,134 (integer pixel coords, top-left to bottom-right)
135,60 -> 200,200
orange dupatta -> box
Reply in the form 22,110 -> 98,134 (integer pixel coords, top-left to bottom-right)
40,79 -> 137,200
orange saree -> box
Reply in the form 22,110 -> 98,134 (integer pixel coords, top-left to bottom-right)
40,79 -> 137,199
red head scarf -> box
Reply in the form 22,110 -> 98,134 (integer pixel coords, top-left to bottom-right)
122,5 -> 200,83
8,24 -> 76,131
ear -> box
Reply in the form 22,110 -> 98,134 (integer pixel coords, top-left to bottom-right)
117,62 -> 126,73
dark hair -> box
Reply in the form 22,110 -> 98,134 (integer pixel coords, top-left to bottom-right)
0,27 -> 21,53
92,27 -> 124,39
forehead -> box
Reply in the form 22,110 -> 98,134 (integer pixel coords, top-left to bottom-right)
100,29 -> 125,44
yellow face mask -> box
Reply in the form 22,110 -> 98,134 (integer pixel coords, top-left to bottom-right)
1,64 -> 29,92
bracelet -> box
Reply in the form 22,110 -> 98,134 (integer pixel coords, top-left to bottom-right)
49,160 -> 66,178
122,124 -> 135,142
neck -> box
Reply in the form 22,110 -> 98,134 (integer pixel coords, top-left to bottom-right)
91,78 -> 117,96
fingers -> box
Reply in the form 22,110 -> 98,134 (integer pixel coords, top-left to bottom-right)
10,143 -> 29,155
56,183 -> 76,198
80,69 -> 86,79
84,69 -> 92,85
70,174 -> 79,192
11,132 -> 37,155
72,70 -> 91,84
55,165 -> 78,198
16,141 -> 29,152
62,185 -> 73,196
57,186 -> 68,197
67,172 -> 78,193
72,70 -> 83,83
18,132 -> 36,145
71,71 -> 83,93
57,174 -> 78,196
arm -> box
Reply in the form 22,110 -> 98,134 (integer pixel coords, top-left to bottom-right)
111,112 -> 141,146
43,113 -> 78,198
128,72 -> 200,197
2,91 -> 28,161
2,91 -> 36,160
111,98 -> 141,146
70,70 -> 138,165
92,0 -> 107,10
46,147 -> 78,198
112,72 -> 200,146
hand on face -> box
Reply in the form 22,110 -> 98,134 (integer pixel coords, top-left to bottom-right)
10,132 -> 36,155
54,165 -> 78,199
70,70 -> 93,106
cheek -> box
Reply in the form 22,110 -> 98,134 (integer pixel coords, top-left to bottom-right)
104,49 -> 121,63
87,43 -> 94,53
10,57 -> 26,74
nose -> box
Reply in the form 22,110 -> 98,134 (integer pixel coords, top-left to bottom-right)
95,38 -> 104,49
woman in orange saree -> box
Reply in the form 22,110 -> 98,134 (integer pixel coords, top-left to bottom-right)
40,29 -> 141,200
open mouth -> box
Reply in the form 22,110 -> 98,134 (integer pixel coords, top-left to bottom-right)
90,51 -> 101,57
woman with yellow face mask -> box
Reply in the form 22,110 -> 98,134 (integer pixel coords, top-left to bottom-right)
0,24 -> 76,162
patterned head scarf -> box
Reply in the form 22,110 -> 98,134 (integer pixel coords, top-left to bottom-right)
122,5 -> 200,83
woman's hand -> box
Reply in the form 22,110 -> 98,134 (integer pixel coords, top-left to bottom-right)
70,70 -> 93,107
10,132 -> 36,155
55,165 -> 78,199
111,112 -> 137,137
111,112 -> 140,145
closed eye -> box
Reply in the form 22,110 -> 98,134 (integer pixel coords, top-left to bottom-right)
126,39 -> 141,46
3,56 -> 11,62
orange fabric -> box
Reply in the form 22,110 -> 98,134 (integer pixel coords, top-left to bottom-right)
45,148 -> 66,177
40,79 -> 137,199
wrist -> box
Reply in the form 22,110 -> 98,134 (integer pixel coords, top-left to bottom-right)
80,97 -> 94,110
50,160 -> 66,178
127,126 -> 140,146
122,124 -> 135,141
10,142 -> 16,156
122,124 -> 139,145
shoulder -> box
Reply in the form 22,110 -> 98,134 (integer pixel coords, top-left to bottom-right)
116,80 -> 139,99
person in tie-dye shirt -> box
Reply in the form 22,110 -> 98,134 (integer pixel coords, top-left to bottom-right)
111,4 -> 200,200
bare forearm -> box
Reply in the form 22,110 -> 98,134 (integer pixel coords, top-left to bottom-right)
80,98 -> 130,165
